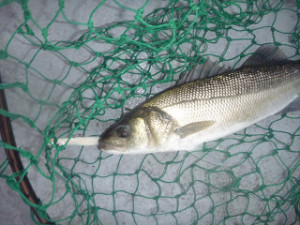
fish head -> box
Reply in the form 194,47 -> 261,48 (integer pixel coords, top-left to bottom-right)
98,115 -> 150,153
98,106 -> 176,153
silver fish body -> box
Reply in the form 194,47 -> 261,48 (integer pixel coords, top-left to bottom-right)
98,46 -> 300,154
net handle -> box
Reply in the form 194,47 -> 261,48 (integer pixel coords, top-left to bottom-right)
0,74 -> 53,224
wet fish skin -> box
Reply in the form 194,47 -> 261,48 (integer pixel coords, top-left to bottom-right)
98,47 -> 300,154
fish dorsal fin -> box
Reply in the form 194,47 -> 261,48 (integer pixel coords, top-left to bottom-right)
243,45 -> 289,67
176,58 -> 230,85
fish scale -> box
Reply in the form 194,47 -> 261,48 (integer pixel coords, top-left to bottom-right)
161,68 -> 298,124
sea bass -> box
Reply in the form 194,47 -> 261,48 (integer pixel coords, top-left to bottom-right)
98,46 -> 300,154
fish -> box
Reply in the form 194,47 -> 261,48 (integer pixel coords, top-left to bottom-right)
98,45 -> 300,154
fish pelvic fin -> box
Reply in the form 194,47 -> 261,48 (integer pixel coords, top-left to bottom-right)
277,95 -> 300,114
174,121 -> 215,139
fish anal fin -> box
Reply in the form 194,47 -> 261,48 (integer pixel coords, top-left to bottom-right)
174,121 -> 215,139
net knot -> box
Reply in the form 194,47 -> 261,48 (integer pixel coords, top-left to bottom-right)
6,177 -> 19,191
189,2 -> 199,11
42,28 -> 48,39
20,150 -> 34,159
58,0 -> 64,9
135,9 -> 144,21
0,50 -> 8,59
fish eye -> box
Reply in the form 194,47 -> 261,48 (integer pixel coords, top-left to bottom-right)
116,126 -> 130,138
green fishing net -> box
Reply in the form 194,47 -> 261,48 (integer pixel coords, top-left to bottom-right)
0,0 -> 300,224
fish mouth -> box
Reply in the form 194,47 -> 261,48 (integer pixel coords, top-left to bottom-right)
98,140 -> 125,152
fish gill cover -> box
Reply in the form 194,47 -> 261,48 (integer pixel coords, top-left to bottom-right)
0,0 -> 299,224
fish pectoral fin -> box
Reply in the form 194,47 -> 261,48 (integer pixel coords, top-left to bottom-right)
174,121 -> 215,139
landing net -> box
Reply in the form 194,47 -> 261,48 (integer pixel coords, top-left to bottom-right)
0,0 -> 299,224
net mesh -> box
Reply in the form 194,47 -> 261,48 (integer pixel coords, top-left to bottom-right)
0,0 -> 300,224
